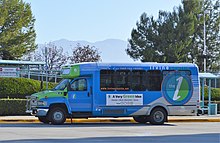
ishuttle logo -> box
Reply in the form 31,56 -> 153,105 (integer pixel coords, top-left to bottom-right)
162,72 -> 193,105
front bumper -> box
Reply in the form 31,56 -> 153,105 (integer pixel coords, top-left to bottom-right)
26,96 -> 49,117
26,108 -> 49,117
36,108 -> 49,116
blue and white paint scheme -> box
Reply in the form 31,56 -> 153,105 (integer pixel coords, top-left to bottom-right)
26,62 -> 200,125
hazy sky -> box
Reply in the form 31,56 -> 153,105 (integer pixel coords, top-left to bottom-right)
24,0 -> 182,44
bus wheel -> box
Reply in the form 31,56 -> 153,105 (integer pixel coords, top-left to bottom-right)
149,107 -> 167,125
48,107 -> 66,125
133,116 -> 149,124
38,116 -> 50,124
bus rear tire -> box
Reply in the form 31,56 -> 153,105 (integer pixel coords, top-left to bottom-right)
38,116 -> 50,124
133,116 -> 149,124
48,107 -> 66,125
149,107 -> 167,125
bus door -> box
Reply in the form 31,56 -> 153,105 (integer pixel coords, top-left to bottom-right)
68,77 -> 92,112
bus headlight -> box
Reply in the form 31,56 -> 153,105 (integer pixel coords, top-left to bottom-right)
37,101 -> 47,106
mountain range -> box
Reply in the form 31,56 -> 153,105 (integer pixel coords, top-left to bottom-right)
38,39 -> 138,63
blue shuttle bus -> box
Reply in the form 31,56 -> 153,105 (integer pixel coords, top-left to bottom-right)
26,62 -> 200,125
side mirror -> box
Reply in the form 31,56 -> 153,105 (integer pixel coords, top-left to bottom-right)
64,92 -> 67,96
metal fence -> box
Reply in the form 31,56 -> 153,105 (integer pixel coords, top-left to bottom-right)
18,69 -> 62,83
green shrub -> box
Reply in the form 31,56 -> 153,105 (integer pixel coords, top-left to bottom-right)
0,99 -> 27,116
202,87 -> 220,101
0,77 -> 57,99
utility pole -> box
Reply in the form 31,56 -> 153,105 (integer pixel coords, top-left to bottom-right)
203,10 -> 210,73
203,10 -> 207,73
45,46 -> 48,90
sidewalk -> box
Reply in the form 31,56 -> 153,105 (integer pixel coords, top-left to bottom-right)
0,115 -> 219,123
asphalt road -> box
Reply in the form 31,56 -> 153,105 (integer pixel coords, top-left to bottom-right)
0,122 -> 219,143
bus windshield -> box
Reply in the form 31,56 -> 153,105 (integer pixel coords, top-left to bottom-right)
52,79 -> 70,90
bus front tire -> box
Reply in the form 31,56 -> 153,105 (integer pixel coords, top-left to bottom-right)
38,116 -> 50,124
149,107 -> 167,125
48,107 -> 66,125
133,116 -> 149,124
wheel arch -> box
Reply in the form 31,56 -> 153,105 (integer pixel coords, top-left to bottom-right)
49,103 -> 69,115
148,103 -> 169,114
45,97 -> 72,114
149,105 -> 169,122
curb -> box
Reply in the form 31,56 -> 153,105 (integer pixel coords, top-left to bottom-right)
168,118 -> 220,122
0,120 -> 38,123
0,118 -> 219,123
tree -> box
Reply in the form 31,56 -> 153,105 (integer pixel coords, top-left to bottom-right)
192,0 -> 220,71
0,0 -> 36,60
69,44 -> 101,63
34,43 -> 68,70
126,4 -> 196,63
126,0 -> 220,72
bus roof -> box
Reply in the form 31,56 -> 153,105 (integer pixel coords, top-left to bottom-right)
63,62 -> 197,68
61,62 -> 198,78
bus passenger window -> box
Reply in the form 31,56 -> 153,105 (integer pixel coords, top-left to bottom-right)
162,70 -> 175,77
177,70 -> 192,90
147,70 -> 162,91
179,70 -> 191,76
100,70 -> 115,91
115,70 -> 131,91
131,70 -> 146,91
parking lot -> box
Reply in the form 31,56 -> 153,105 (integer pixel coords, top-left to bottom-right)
0,122 -> 219,143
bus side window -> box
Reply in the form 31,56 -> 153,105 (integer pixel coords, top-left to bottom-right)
100,70 -> 115,91
178,70 -> 192,90
162,70 -> 192,91
115,70 -> 131,91
147,70 -> 162,91
70,79 -> 87,91
179,70 -> 191,76
162,70 -> 176,91
131,70 -> 146,91
162,70 -> 175,77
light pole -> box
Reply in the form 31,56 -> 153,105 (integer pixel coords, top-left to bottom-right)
45,46 -> 48,90
203,10 -> 206,72
203,10 -> 210,73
